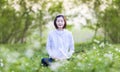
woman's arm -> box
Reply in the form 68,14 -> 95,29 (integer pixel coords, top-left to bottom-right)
46,33 -> 62,60
68,33 -> 74,57
46,34 -> 53,57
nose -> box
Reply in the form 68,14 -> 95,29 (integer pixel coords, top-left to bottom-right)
59,21 -> 62,24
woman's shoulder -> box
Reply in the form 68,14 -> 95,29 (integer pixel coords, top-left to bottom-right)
64,29 -> 72,35
48,30 -> 56,35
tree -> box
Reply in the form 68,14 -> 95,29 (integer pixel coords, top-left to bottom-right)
0,0 -> 64,44
75,0 -> 120,43
100,1 -> 120,43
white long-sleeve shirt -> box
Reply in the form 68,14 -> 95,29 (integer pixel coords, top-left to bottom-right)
46,29 -> 74,60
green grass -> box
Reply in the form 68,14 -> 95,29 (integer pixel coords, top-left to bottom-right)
0,42 -> 120,72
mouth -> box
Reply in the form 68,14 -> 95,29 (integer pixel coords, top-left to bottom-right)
58,24 -> 62,26
58,25 -> 63,28
58,25 -> 62,26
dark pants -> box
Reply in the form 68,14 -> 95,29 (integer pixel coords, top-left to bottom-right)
41,58 -> 54,66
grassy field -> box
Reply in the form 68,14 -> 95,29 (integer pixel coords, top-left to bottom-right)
0,41 -> 120,72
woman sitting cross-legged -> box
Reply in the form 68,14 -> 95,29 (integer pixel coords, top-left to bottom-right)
41,15 -> 74,66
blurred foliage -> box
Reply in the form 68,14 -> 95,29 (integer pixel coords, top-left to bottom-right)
97,0 -> 120,43
1,0 -> 120,44
81,0 -> 120,44
0,42 -> 120,72
0,0 -> 63,44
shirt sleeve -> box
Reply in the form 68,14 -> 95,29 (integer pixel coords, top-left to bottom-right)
46,33 -> 53,57
68,33 -> 74,57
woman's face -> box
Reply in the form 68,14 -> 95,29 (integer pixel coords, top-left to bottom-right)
56,17 -> 65,29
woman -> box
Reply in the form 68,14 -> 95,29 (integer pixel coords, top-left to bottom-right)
41,15 -> 74,66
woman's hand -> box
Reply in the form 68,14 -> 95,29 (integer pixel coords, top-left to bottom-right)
52,56 -> 68,61
51,56 -> 60,60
